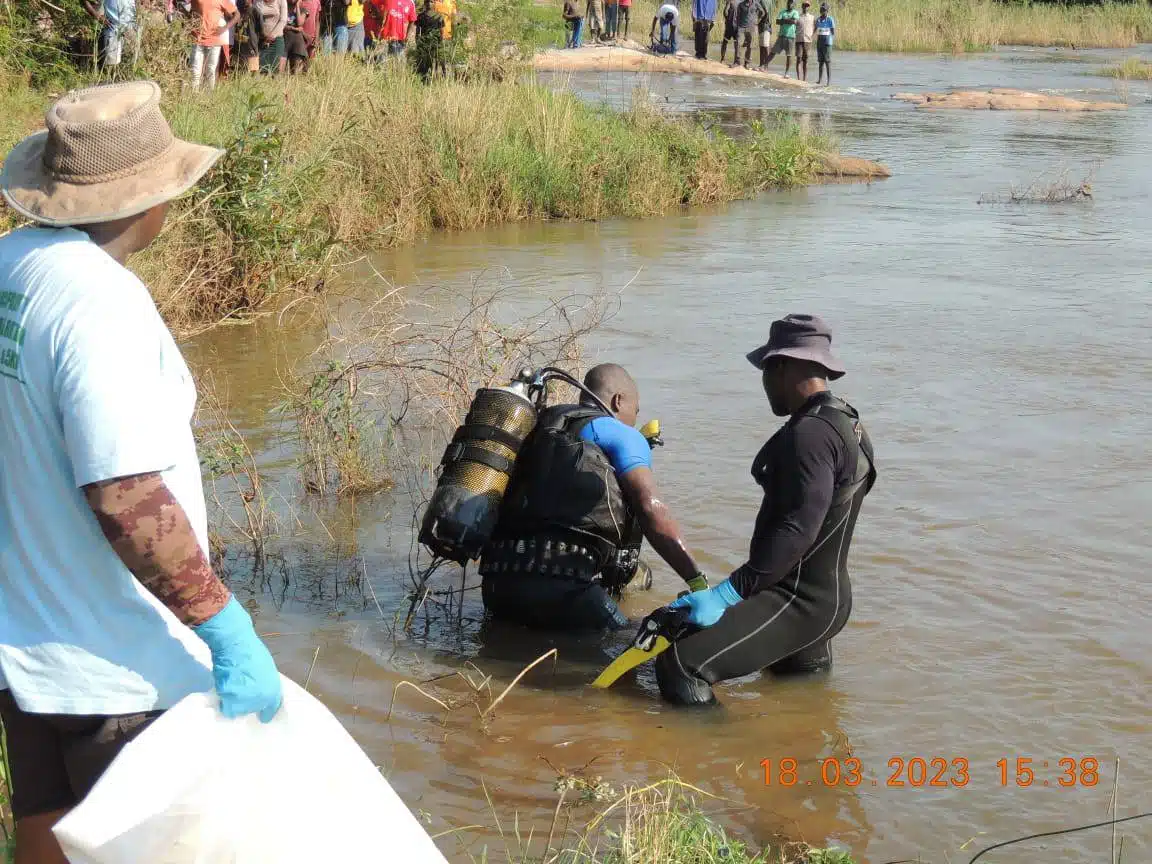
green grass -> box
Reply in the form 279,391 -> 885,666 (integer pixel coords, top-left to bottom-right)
1097,55 -> 1152,79
2,52 -> 832,335
460,777 -> 858,863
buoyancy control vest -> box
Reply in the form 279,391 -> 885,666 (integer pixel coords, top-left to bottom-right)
479,405 -> 643,590
750,392 -> 877,601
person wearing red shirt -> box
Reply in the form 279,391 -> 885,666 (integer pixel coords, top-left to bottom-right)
617,0 -> 632,38
379,0 -> 416,55
298,0 -> 320,53
364,0 -> 384,48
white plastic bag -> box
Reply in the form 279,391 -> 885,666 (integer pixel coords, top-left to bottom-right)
53,676 -> 448,864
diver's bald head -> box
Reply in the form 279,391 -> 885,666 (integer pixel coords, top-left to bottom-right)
582,363 -> 640,427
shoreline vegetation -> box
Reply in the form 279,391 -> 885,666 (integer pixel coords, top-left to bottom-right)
1,54 -> 859,337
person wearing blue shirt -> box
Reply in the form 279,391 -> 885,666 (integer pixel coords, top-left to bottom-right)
691,0 -> 717,60
479,364 -> 710,632
81,0 -> 142,68
815,3 -> 835,84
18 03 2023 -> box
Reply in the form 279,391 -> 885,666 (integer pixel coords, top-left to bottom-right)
760,756 -> 1102,788
761,757 -> 972,788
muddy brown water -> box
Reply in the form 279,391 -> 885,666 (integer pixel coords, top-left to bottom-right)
187,48 -> 1152,863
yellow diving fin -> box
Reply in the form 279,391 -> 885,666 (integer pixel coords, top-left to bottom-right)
590,636 -> 671,688
590,606 -> 691,689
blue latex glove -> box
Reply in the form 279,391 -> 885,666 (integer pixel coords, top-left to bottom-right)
194,596 -> 283,723
667,578 -> 742,627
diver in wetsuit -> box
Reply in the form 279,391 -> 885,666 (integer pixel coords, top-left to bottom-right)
656,314 -> 876,705
480,364 -> 710,632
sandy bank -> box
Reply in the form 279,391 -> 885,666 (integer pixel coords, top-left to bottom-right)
533,40 -> 811,90
892,88 -> 1127,112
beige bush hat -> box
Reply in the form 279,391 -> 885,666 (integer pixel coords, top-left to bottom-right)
1,80 -> 224,227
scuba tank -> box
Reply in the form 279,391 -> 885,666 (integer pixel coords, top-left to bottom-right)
419,366 -> 616,566
418,370 -> 540,565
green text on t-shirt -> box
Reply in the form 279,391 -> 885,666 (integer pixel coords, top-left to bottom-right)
0,290 -> 27,382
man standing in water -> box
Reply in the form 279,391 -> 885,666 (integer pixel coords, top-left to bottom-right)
655,315 -> 876,705
0,82 -> 283,863
815,2 -> 835,84
480,364 -> 710,632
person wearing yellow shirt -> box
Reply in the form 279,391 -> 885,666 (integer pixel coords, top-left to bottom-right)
345,0 -> 365,51
431,0 -> 455,39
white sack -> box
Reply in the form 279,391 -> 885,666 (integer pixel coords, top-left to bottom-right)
53,676 -> 448,864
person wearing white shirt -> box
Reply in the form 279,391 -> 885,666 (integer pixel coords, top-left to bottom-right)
0,81 -> 283,864
650,1 -> 679,53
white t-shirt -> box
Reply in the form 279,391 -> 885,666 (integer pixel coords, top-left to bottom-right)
658,3 -> 679,26
796,11 -> 815,41
0,227 -> 212,715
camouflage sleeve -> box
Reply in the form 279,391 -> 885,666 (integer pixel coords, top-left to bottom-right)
83,472 -> 231,627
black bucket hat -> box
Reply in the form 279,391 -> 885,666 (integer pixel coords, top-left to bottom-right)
746,314 -> 846,380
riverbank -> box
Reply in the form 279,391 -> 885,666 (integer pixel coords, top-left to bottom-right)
1,59 -> 891,336
533,39 -> 812,87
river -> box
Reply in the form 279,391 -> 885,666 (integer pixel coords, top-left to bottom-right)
186,47 -> 1152,863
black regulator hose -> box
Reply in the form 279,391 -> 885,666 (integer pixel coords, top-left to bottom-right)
534,366 -> 614,416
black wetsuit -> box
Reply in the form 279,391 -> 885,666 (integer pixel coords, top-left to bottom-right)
656,391 -> 876,703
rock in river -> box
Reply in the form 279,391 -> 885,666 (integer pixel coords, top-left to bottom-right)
892,88 -> 1127,112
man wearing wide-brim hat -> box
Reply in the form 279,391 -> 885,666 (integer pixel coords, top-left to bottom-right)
656,314 -> 877,705
0,81 -> 283,861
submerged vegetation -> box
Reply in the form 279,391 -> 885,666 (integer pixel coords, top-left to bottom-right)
978,164 -> 1096,204
1097,55 -> 1152,79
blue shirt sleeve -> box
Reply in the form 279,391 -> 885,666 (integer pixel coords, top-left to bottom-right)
579,417 -> 653,478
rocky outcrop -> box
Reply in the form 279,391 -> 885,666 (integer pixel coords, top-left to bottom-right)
532,40 -> 811,89
815,153 -> 892,179
892,88 -> 1127,112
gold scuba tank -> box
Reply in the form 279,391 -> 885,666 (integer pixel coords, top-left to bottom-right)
418,374 -> 540,565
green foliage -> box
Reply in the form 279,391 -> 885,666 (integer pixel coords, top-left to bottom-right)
0,0 -> 94,87
735,112 -> 828,188
146,88 -> 346,324
451,0 -> 567,79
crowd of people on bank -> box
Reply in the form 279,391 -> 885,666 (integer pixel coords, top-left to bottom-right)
82,0 -> 460,89
562,0 -> 836,82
